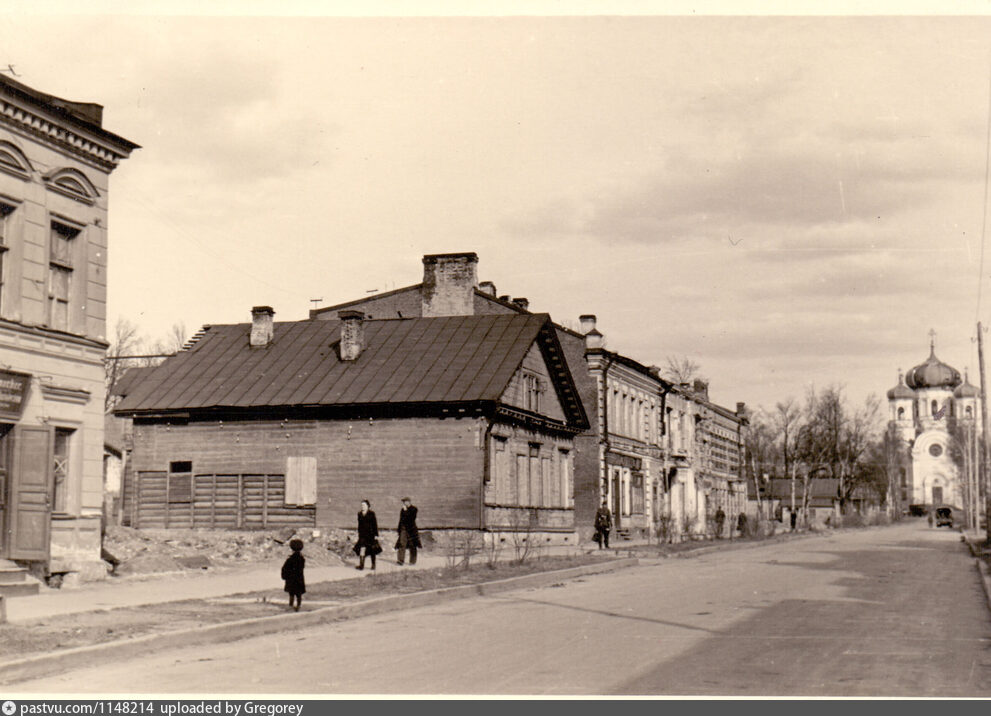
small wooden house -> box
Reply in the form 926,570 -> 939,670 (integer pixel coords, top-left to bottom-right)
113,309 -> 588,540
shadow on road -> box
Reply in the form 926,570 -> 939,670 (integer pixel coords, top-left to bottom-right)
612,536 -> 991,697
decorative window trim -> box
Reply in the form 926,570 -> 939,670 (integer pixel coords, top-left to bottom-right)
39,382 -> 91,405
42,167 -> 99,206
0,141 -> 32,181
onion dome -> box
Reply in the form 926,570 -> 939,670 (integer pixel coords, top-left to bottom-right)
887,371 -> 914,400
905,343 -> 962,390
954,372 -> 980,399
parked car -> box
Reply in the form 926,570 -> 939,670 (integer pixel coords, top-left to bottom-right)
934,507 -> 953,528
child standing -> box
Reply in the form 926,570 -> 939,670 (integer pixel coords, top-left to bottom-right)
281,538 -> 306,611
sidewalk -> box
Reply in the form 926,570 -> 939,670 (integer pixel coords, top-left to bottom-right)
3,541 -> 595,624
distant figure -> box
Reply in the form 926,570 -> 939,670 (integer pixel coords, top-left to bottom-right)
396,496 -> 421,566
928,510 -> 934,528
790,510 -> 798,531
714,507 -> 726,538
354,499 -> 380,571
281,538 -> 305,611
595,500 -> 613,549
737,512 -> 748,536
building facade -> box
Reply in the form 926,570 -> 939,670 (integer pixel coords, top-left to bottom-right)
886,338 -> 981,516
0,76 -> 136,579
311,253 -> 748,542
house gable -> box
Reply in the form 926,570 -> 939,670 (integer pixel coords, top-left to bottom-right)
501,341 -> 566,423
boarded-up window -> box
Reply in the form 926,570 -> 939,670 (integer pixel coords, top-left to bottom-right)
492,436 -> 510,503
543,456 -> 555,507
559,449 -> 572,507
285,456 -> 317,506
168,460 -> 192,504
528,444 -> 541,507
516,454 -> 528,506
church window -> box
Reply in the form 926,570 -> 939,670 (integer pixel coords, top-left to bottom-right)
931,400 -> 938,416
967,405 -> 973,418
929,443 -> 943,458
897,407 -> 905,420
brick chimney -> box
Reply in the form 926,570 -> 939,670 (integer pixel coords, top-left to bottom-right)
249,306 -> 275,347
579,314 -> 597,334
479,280 -> 496,297
339,310 -> 365,361
736,402 -> 747,417
422,252 -> 478,317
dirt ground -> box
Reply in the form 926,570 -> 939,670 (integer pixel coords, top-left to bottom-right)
102,526 -> 356,576
0,554 -> 608,663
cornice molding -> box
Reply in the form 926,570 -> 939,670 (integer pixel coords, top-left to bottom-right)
0,99 -> 134,172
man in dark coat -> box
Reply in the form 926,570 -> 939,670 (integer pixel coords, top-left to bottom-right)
594,500 -> 612,549
355,499 -> 379,570
396,496 -> 421,565
714,507 -> 726,538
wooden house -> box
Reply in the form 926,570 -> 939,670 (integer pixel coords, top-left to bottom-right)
113,309 -> 588,540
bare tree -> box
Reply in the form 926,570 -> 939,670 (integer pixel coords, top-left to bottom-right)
663,355 -> 702,384
104,319 -> 187,411
104,317 -> 142,410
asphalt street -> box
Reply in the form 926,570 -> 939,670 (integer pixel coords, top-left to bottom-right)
13,520 -> 991,696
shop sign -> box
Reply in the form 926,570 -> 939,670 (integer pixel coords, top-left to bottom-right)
0,369 -> 30,418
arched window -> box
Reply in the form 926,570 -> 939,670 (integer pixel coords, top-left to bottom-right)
897,407 -> 905,420
967,405 -> 973,418
931,400 -> 938,415
43,168 -> 99,205
0,141 -> 32,180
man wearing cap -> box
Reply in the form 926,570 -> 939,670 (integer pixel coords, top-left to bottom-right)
396,497 -> 421,565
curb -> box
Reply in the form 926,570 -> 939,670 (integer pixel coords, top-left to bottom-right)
0,557 -> 638,686
962,535 -> 991,614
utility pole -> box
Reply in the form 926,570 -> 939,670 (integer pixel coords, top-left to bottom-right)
979,322 -> 991,543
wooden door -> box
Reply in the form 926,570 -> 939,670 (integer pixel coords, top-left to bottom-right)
0,424 -> 11,557
932,486 -> 943,506
7,425 -> 53,561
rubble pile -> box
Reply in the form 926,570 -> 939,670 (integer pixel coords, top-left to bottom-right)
104,526 -> 355,576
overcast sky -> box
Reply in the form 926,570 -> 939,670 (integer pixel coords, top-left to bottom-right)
3,6 -> 990,412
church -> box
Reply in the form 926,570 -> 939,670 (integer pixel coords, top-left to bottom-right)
887,334 -> 981,514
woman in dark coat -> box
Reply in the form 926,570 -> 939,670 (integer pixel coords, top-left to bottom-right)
355,499 -> 379,571
281,538 -> 305,611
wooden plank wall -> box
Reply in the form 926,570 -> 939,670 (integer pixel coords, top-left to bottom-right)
133,471 -> 315,529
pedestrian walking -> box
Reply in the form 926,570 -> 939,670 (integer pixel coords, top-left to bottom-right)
354,499 -> 381,571
281,538 -> 305,611
594,500 -> 612,549
737,512 -> 748,537
395,496 -> 421,565
714,507 -> 726,539
790,509 -> 798,531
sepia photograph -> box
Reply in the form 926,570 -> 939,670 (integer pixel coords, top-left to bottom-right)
0,0 -> 990,701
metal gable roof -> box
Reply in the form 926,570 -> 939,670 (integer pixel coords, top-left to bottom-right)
113,313 -> 583,422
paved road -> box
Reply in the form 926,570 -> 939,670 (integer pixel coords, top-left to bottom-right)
13,521 -> 991,696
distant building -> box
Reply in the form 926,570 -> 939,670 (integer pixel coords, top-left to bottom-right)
113,307 -> 589,540
0,75 -> 137,581
886,336 -> 981,514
